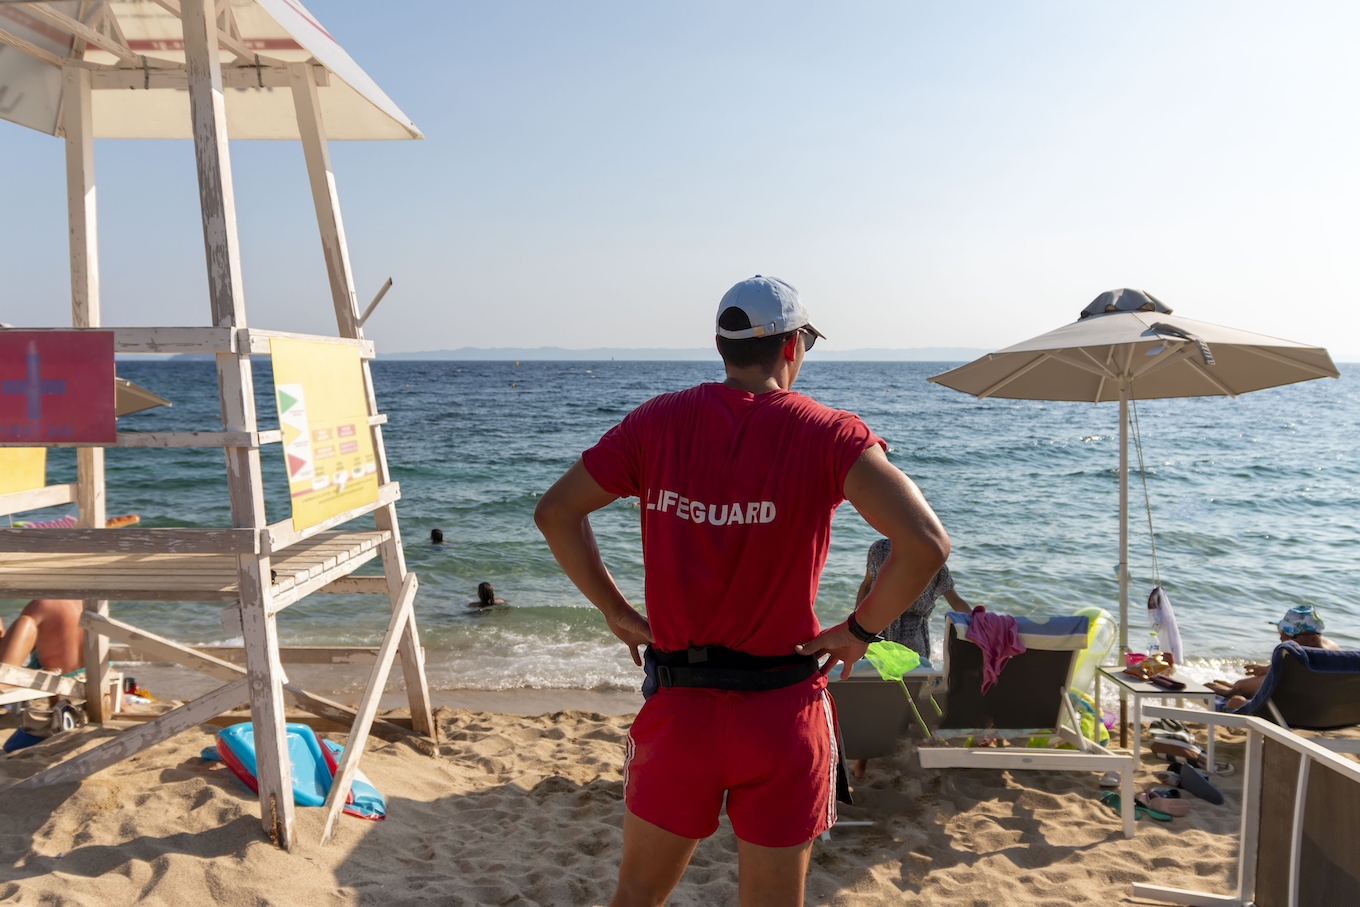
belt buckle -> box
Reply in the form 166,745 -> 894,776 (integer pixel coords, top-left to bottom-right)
656,665 -> 674,689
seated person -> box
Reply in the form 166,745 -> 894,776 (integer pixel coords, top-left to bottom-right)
850,538 -> 970,778
1210,604 -> 1340,710
0,599 -> 86,682
467,582 -> 506,609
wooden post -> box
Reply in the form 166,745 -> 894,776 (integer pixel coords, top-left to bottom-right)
290,62 -> 435,739
181,0 -> 295,850
63,62 -> 112,722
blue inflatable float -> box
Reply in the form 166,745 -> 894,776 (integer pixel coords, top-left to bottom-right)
203,722 -> 385,821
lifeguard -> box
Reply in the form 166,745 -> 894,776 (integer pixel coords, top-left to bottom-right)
535,275 -> 949,907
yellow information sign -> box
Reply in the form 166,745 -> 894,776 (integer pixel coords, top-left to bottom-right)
0,448 -> 46,495
270,339 -> 379,530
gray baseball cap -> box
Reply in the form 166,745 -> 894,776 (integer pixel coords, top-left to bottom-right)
715,276 -> 825,340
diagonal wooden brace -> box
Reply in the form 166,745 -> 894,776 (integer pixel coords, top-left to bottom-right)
79,612 -> 433,748
0,663 -> 84,701
320,572 -> 416,844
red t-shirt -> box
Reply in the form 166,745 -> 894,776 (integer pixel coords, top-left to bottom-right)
581,382 -> 884,657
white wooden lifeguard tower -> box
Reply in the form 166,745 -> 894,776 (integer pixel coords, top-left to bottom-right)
0,0 -> 433,849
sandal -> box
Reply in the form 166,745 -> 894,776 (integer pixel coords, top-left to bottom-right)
1137,790 -> 1189,817
1150,718 -> 1189,734
1152,770 -> 1181,787
1167,763 -> 1224,805
1100,791 -> 1171,821
1151,740 -> 1205,767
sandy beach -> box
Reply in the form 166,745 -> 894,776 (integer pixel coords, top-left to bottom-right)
4,690 -> 1319,907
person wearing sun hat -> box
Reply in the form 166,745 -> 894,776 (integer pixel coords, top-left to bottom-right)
1209,604 -> 1341,707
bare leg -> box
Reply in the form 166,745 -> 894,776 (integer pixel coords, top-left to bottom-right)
609,809 -> 700,907
852,758 -> 867,780
736,836 -> 814,907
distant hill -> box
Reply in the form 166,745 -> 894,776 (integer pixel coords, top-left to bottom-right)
377,346 -> 990,362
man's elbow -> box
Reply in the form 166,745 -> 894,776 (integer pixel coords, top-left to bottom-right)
924,525 -> 950,572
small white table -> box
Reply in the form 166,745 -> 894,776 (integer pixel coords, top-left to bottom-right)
1095,666 -> 1218,769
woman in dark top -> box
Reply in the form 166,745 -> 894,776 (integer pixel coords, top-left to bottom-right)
851,538 -> 970,779
858,537 -> 970,659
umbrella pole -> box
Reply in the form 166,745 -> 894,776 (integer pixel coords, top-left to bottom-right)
1118,385 -> 1130,746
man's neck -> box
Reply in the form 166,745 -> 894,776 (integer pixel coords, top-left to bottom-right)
722,361 -> 798,395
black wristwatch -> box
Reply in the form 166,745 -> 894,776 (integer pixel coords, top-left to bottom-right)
846,612 -> 881,644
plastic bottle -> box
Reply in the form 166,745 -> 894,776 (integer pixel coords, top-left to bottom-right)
1147,631 -> 1160,658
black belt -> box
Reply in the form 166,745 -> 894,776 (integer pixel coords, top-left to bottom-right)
643,645 -> 818,694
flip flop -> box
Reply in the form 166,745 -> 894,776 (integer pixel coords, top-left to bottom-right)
1138,790 -> 1189,817
1098,771 -> 1121,788
1100,791 -> 1171,821
1152,771 -> 1182,787
1168,763 -> 1224,805
1150,718 -> 1189,734
1151,740 -> 1205,767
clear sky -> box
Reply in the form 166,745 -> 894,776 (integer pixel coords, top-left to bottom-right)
3,1 -> 1357,358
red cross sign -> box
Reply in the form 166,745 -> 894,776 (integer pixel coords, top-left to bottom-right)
0,331 -> 115,444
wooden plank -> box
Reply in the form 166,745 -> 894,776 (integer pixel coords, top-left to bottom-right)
113,432 -> 258,449
258,430 -> 282,445
181,0 -> 294,851
0,663 -> 83,698
368,414 -> 387,426
64,61 -> 112,725
117,711 -> 416,733
0,483 -> 76,517
29,432 -> 258,449
242,328 -> 374,358
105,645 -> 404,666
290,61 -> 363,338
0,326 -> 234,353
318,575 -> 389,594
84,612 -> 427,747
9,678 -> 250,791
269,546 -> 380,613
23,3 -> 139,62
263,487 -> 397,554
91,65 -> 302,91
320,573 -> 415,844
1127,888 -> 1242,907
0,528 -> 258,554
0,26 -> 63,67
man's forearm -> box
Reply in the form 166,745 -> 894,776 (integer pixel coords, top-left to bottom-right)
536,508 -> 634,622
853,547 -> 946,634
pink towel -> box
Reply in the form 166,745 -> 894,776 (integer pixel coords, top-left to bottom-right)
964,606 -> 1026,693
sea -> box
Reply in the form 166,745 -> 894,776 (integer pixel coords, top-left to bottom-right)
6,359 -> 1357,697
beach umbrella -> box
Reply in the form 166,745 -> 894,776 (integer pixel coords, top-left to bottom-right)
114,377 -> 171,417
927,289 -> 1339,658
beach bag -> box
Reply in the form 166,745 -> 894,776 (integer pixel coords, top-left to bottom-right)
1026,690 -> 1110,750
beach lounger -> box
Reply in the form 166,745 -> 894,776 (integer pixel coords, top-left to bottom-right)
827,662 -> 942,760
916,612 -> 1138,838
1226,641 -> 1360,754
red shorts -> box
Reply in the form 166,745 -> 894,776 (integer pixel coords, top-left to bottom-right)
623,676 -> 837,848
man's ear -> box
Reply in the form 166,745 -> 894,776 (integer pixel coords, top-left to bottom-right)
783,334 -> 800,362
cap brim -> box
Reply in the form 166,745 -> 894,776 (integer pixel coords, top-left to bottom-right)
803,322 -> 826,340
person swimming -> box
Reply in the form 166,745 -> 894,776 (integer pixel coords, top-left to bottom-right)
468,582 -> 506,608
431,528 -> 445,545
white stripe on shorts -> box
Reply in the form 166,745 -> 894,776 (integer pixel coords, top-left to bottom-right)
819,690 -> 837,828
623,728 -> 635,798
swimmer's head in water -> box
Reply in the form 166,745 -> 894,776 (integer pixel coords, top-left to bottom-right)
478,582 -> 495,605
431,529 -> 444,544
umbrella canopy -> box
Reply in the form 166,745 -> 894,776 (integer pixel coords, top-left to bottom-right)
930,289 -> 1339,403
0,0 -> 420,139
114,377 -> 171,417
928,289 -> 1339,659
